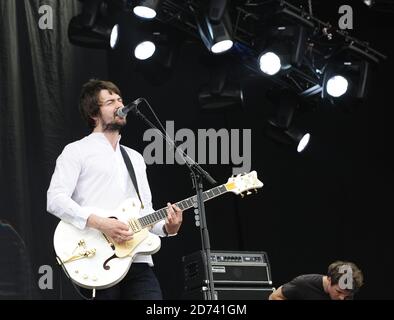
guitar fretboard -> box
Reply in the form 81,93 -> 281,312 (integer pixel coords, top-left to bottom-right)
138,184 -> 228,228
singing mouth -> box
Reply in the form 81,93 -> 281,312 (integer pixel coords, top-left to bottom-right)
115,114 -> 126,121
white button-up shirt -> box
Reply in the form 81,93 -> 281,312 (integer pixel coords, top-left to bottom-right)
47,132 -> 165,265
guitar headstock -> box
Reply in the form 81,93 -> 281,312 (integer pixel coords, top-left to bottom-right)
224,171 -> 263,196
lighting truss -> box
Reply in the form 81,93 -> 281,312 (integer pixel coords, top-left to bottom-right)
149,0 -> 387,104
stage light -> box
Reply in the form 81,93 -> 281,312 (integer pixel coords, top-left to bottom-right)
110,24 -> 119,49
130,23 -> 181,85
285,126 -> 311,153
257,25 -> 309,75
326,75 -> 349,98
265,121 -> 311,153
297,132 -> 310,153
68,0 -> 120,49
133,7 -> 156,19
69,18 -> 119,49
264,90 -> 311,152
128,21 -> 162,61
130,29 -> 175,62
259,52 -> 282,75
196,0 -> 234,54
133,0 -> 161,19
134,41 -> 156,60
211,39 -> 233,54
322,60 -> 370,100
363,0 -> 375,7
198,15 -> 233,54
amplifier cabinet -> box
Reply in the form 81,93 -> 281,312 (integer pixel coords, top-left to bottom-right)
182,286 -> 275,300
183,250 -> 273,291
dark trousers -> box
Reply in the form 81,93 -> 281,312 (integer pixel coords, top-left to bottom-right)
80,263 -> 163,300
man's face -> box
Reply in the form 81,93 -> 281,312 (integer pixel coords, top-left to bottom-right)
327,279 -> 353,300
95,89 -> 126,131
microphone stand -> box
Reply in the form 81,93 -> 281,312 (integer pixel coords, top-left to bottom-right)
131,104 -> 218,300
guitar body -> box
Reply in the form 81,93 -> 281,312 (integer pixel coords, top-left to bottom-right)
53,198 -> 161,290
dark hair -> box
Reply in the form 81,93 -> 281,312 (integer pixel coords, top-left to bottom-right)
327,261 -> 364,292
79,79 -> 121,129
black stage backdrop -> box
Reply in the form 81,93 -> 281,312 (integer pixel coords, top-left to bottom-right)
0,0 -> 393,299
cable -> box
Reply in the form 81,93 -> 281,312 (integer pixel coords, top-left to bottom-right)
55,255 -> 95,300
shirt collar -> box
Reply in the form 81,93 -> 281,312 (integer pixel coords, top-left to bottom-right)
88,132 -> 122,149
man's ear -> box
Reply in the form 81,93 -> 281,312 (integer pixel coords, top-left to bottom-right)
91,115 -> 98,127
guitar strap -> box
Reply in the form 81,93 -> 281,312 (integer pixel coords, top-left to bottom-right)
120,146 -> 144,209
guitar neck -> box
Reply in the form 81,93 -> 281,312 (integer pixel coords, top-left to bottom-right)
138,184 -> 228,228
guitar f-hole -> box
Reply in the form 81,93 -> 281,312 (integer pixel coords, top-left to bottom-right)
103,254 -> 117,270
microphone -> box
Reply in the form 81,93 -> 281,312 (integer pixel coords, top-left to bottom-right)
116,98 -> 143,118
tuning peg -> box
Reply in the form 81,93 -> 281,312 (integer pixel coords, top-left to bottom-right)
240,193 -> 245,198
254,189 -> 258,194
246,191 -> 252,195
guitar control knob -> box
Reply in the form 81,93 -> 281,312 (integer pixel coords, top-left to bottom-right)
83,274 -> 88,280
92,276 -> 97,282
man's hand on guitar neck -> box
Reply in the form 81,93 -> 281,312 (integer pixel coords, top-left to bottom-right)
87,214 -> 133,243
164,203 -> 183,236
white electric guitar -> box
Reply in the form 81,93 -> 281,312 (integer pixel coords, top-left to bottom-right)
53,171 -> 263,290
